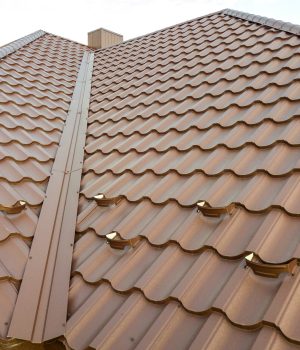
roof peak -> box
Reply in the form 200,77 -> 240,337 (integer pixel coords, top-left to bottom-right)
223,8 -> 300,36
94,8 -> 300,53
1,8 -> 299,59
0,30 -> 45,59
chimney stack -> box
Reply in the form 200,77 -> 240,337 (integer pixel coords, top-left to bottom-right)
88,28 -> 123,49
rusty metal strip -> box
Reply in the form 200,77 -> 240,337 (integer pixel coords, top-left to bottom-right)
8,51 -> 94,342
0,30 -> 46,59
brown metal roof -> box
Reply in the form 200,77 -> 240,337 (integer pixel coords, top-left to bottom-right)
0,31 -> 86,341
7,51 -> 94,343
67,9 -> 300,350
1,7 -> 300,350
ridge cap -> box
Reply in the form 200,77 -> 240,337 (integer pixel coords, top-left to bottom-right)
0,30 -> 46,59
222,8 -> 300,36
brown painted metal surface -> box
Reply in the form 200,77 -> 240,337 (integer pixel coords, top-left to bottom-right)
67,8 -> 300,350
1,7 -> 300,350
0,32 -> 86,341
8,51 -> 94,342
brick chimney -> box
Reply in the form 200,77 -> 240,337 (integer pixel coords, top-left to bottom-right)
88,28 -> 123,49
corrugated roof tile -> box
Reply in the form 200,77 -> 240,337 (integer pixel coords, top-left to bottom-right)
0,30 -> 86,342
66,9 -> 300,349
0,7 -> 300,350
66,280 -> 300,350
76,202 -> 300,262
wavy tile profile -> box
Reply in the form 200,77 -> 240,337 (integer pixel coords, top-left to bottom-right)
0,31 -> 86,339
69,8 -> 300,350
1,7 -> 300,350
71,236 -> 300,343
84,144 -> 300,176
76,201 -> 300,262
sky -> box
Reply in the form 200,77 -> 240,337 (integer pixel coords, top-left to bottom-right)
0,0 -> 299,47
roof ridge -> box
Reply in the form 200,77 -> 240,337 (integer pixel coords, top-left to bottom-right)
94,9 -> 224,53
0,30 -> 46,60
223,8 -> 300,36
95,8 -> 299,54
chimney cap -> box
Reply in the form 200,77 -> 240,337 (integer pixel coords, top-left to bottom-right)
88,27 -> 123,49
88,27 -> 122,37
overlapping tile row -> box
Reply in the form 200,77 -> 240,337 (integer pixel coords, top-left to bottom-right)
76,200 -> 300,263
87,100 -> 300,136
70,232 -> 300,343
81,172 -> 300,214
85,119 -> 300,154
84,144 -> 300,176
0,33 -> 86,207
66,279 -> 300,350
89,22 -> 300,123
0,33 -> 86,339
68,10 -> 300,350
91,16 -> 298,83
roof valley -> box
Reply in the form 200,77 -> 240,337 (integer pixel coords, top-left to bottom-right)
7,50 -> 94,343
0,7 -> 300,350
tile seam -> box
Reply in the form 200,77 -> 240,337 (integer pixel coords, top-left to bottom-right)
88,115 -> 300,133
89,78 -> 300,109
66,278 -> 300,345
79,195 -> 300,217
85,140 -> 300,155
92,42 -> 299,80
88,96 -> 300,124
84,167 -> 300,178
72,230 -> 299,263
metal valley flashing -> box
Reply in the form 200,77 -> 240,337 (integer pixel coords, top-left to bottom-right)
8,51 -> 94,343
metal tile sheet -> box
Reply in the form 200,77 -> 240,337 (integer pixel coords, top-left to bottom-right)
76,201 -> 300,262
66,280 -> 299,350
0,237 -> 29,281
85,119 -> 300,154
88,100 -> 299,136
1,6 -> 300,350
0,208 -> 38,241
67,9 -> 300,350
0,143 -> 58,162
70,233 -> 300,344
0,181 -> 46,207
8,51 -> 94,343
0,32 -> 86,340
0,281 -> 18,338
84,144 -> 300,176
73,237 -> 300,343
81,172 -> 300,215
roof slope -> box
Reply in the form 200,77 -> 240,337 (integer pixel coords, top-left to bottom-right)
67,9 -> 300,350
0,32 -> 86,339
0,7 -> 300,350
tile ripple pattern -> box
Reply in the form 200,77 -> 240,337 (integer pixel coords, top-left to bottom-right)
69,10 -> 300,350
0,33 -> 86,338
